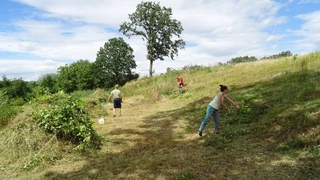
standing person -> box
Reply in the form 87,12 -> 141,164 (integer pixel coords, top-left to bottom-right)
198,85 -> 240,136
108,84 -> 122,117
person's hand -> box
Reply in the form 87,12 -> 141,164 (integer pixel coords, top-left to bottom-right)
235,105 -> 240,110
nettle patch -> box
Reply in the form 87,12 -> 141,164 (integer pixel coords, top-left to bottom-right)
32,96 -> 102,152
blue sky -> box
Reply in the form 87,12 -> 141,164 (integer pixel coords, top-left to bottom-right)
0,0 -> 319,81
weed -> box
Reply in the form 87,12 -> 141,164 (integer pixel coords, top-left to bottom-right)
184,125 -> 191,133
203,135 -> 228,149
176,172 -> 195,180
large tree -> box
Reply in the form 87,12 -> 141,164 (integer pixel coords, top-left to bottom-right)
93,37 -> 139,89
57,59 -> 95,93
119,1 -> 185,77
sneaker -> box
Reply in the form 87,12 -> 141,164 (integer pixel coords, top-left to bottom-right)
198,131 -> 202,137
215,130 -> 220,134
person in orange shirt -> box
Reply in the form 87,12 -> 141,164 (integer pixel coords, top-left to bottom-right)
177,76 -> 185,88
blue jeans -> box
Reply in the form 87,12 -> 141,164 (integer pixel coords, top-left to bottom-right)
199,105 -> 220,132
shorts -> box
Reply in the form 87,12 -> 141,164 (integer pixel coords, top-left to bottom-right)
113,98 -> 122,108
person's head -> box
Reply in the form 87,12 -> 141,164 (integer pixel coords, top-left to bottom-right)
115,84 -> 119,89
219,84 -> 228,93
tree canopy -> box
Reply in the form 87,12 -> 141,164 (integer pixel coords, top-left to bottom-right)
56,59 -> 95,93
38,73 -> 58,94
93,37 -> 139,89
119,1 -> 185,77
0,76 -> 31,100
261,50 -> 293,60
227,56 -> 258,64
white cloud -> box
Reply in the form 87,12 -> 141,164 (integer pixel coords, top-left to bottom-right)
0,0 -> 315,80
267,35 -> 284,41
298,0 -> 320,4
0,59 -> 64,81
294,10 -> 320,52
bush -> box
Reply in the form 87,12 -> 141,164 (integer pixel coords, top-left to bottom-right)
0,89 -> 18,126
0,105 -> 18,126
32,96 -> 102,152
11,97 -> 25,106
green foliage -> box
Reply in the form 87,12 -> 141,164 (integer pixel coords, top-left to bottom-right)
32,96 -> 102,152
23,153 -> 61,171
0,105 -> 18,127
277,143 -> 290,151
261,50 -> 293,60
222,70 -> 320,150
0,88 -> 8,105
222,128 -> 252,138
38,73 -> 58,94
29,88 -> 66,104
176,172 -> 195,180
71,90 -> 95,99
57,59 -> 95,93
0,89 -> 18,126
120,1 -> 185,77
203,135 -> 228,150
228,56 -> 258,64
11,97 -> 25,106
93,37 -> 139,89
0,76 -> 32,100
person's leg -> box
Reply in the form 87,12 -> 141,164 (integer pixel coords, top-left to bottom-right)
199,106 -> 214,133
213,109 -> 220,134
118,101 -> 122,116
113,99 -> 116,117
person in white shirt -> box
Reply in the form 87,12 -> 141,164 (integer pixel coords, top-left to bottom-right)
198,85 -> 240,136
108,84 -> 122,117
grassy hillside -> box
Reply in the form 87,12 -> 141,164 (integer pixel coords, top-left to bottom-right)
1,52 -> 320,180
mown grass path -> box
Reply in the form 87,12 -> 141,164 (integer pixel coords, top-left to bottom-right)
40,95 -> 307,180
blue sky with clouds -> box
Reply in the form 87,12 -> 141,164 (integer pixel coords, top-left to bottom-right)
0,0 -> 319,81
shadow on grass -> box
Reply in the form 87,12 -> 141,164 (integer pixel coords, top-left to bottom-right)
43,71 -> 320,180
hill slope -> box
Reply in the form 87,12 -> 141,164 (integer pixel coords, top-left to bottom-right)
1,52 -> 320,180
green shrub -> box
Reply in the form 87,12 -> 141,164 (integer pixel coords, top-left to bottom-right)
32,96 -> 102,152
0,105 -> 18,126
11,97 -> 25,106
71,90 -> 94,98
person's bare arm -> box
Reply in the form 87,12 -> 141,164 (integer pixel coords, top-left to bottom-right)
219,93 -> 228,109
225,95 -> 240,109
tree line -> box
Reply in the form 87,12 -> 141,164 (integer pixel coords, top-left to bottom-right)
0,37 -> 138,103
226,50 -> 293,64
1,1 -> 186,102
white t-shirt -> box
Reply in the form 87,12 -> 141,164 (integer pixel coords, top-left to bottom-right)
208,92 -> 225,109
110,89 -> 121,99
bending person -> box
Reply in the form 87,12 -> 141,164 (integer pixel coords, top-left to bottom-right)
198,85 -> 240,136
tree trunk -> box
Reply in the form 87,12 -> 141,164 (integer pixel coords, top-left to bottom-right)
149,59 -> 153,77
